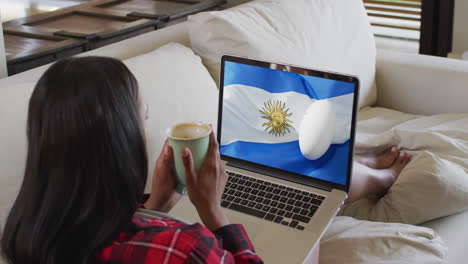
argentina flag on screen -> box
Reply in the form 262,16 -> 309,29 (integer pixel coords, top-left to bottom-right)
220,61 -> 355,185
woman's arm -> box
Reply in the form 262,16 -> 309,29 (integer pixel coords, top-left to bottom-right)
182,129 -> 263,263
181,129 -> 229,230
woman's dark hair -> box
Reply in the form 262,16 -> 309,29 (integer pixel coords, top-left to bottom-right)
1,57 -> 148,264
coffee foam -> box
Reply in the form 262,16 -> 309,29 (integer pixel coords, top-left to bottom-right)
170,123 -> 210,139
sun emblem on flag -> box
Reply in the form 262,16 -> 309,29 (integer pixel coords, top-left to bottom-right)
259,100 -> 294,136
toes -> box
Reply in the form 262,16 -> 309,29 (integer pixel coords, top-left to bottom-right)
383,146 -> 399,167
390,146 -> 399,157
399,152 -> 413,164
406,154 -> 412,164
398,152 -> 405,163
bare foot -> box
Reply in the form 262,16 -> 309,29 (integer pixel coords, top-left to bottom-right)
355,146 -> 399,169
386,152 -> 412,180
374,152 -> 412,197
347,152 -> 413,203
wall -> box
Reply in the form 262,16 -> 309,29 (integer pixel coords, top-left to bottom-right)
452,0 -> 468,55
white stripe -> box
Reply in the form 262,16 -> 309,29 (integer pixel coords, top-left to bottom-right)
233,249 -> 258,257
221,84 -> 353,145
220,250 -> 227,264
163,229 -> 181,264
121,240 -> 188,259
222,84 -> 311,145
328,92 -> 354,144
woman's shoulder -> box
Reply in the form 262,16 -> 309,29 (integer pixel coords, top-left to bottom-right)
96,215 -> 217,263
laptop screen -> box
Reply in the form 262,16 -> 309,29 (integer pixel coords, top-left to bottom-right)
219,56 -> 359,188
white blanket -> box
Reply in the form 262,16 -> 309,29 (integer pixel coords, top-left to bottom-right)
341,107 -> 468,225
320,216 -> 447,264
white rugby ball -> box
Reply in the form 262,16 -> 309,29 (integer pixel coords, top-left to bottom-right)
299,100 -> 336,160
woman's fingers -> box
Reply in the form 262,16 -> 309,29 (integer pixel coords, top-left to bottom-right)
164,142 -> 173,163
206,128 -> 224,177
159,139 -> 171,161
208,130 -> 219,156
206,130 -> 223,171
156,140 -> 173,175
182,147 -> 197,185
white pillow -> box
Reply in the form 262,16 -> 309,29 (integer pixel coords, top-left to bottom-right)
123,43 -> 219,191
341,107 -> 468,225
188,0 -> 377,109
321,216 -> 448,264
0,82 -> 35,230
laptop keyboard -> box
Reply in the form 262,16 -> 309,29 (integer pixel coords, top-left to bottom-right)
221,171 -> 325,231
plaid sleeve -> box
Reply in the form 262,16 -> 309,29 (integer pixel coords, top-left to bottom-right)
96,217 -> 263,264
212,224 -> 263,264
180,223 -> 263,264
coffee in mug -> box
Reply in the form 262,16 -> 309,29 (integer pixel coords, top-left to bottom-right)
170,123 -> 211,139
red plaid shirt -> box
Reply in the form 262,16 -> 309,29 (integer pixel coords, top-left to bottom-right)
96,215 -> 264,263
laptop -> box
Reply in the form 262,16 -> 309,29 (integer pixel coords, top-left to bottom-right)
171,55 -> 359,263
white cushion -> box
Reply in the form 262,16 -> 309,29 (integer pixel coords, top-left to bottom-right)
0,82 -> 35,230
123,43 -> 219,191
340,107 -> 468,225
188,0 -> 377,109
375,49 -> 468,115
321,216 -> 448,263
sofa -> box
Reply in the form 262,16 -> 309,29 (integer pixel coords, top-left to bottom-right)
1,0 -> 468,263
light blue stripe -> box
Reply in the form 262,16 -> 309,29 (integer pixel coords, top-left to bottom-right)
223,61 -> 355,100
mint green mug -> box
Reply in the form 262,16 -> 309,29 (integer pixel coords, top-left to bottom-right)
167,122 -> 211,194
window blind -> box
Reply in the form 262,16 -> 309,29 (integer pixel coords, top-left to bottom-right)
363,0 -> 422,41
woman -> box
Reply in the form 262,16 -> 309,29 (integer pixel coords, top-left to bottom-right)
1,57 -> 263,264
1,56 -> 411,264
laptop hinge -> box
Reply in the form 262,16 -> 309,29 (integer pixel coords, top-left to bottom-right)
226,160 -> 333,192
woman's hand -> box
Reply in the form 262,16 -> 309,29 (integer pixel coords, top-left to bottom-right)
144,140 -> 181,212
182,129 -> 229,231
